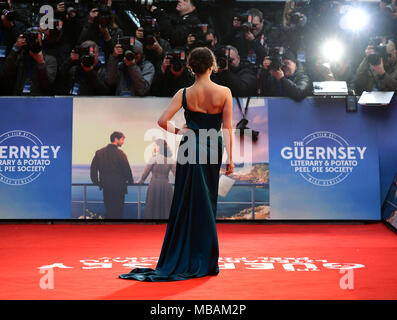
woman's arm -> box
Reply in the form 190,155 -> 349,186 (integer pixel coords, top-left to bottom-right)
157,88 -> 184,134
222,88 -> 234,175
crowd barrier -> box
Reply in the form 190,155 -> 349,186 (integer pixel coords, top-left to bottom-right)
0,96 -> 396,223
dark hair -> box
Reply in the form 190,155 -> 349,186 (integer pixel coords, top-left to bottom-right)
187,47 -> 218,75
247,8 -> 263,22
110,131 -> 125,142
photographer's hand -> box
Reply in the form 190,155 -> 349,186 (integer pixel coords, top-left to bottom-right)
29,50 -> 45,64
70,49 -> 79,62
88,8 -> 98,24
161,56 -> 171,74
187,34 -> 195,47
371,57 -> 386,76
365,45 -> 375,57
57,2 -> 65,13
270,68 -> 284,81
146,37 -> 163,55
245,31 -> 255,42
99,25 -> 111,41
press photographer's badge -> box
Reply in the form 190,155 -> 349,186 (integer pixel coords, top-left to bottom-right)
99,52 -> 105,64
70,83 -> 80,95
22,80 -> 32,94
0,46 -> 6,59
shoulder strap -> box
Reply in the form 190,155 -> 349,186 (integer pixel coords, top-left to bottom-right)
182,87 -> 187,110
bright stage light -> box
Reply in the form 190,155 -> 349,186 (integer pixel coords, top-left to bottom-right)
322,39 -> 344,62
340,8 -> 369,31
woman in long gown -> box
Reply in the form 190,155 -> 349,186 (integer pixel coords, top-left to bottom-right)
119,47 -> 234,282
138,139 -> 176,219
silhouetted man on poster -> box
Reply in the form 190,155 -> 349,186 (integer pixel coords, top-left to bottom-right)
90,131 -> 134,219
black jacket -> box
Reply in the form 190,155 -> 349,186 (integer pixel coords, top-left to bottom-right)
152,8 -> 201,48
211,63 -> 257,97
150,67 -> 194,97
90,144 -> 134,194
4,46 -> 57,96
259,62 -> 311,101
58,58 -> 110,95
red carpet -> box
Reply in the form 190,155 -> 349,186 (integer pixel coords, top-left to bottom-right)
0,223 -> 396,300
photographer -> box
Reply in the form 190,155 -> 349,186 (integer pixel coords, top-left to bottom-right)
78,5 -> 123,64
150,48 -> 194,97
259,49 -> 311,100
54,2 -> 83,55
106,39 -> 155,96
150,0 -> 201,48
4,32 -> 57,96
58,40 -> 110,96
135,17 -> 171,70
222,8 -> 279,66
0,2 -> 25,55
354,39 -> 397,94
211,45 -> 256,97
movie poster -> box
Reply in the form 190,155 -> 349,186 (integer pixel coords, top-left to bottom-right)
72,97 -> 269,220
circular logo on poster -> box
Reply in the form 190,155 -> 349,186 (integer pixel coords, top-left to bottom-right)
0,130 -> 61,186
280,131 -> 367,187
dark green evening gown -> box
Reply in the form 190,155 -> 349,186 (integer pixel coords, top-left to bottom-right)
119,88 -> 224,281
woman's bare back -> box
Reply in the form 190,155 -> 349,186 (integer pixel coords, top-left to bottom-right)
185,81 -> 230,114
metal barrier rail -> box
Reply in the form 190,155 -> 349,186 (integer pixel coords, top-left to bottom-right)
72,183 -> 269,220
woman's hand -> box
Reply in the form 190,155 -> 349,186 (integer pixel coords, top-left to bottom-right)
225,160 -> 234,175
178,123 -> 190,135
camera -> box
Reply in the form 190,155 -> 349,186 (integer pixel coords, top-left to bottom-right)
236,118 -> 259,142
166,49 -> 186,72
236,12 -> 254,33
140,16 -> 158,46
75,45 -> 96,67
189,24 -> 212,49
22,28 -> 44,54
368,37 -> 388,66
267,47 -> 285,71
214,46 -> 232,70
117,36 -> 137,61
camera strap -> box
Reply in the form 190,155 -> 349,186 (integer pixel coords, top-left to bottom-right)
236,96 -> 250,119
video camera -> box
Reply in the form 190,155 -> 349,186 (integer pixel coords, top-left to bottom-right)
22,28 -> 44,54
368,37 -> 388,66
165,49 -> 186,72
214,46 -> 232,70
189,24 -> 212,49
117,36 -> 137,61
267,47 -> 285,71
74,45 -> 96,67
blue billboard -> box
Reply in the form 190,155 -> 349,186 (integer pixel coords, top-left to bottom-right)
0,98 -> 73,218
268,98 -> 381,220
